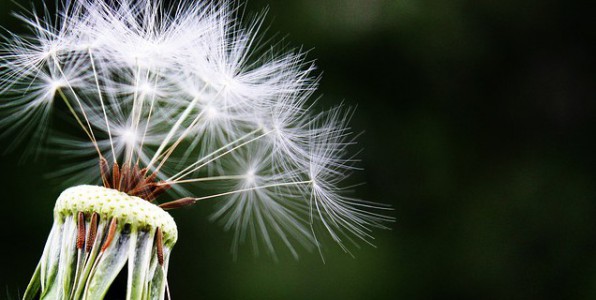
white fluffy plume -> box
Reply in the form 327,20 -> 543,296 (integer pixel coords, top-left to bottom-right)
0,0 -> 392,258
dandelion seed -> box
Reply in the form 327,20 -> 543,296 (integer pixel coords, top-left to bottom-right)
0,0 -> 394,299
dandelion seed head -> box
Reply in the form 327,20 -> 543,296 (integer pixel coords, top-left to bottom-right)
0,0 -> 393,260
116,126 -> 139,147
48,78 -> 65,91
243,168 -> 257,186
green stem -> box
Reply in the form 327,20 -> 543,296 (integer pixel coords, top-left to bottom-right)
23,261 -> 41,300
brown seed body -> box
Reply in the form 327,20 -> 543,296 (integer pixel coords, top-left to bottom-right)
86,213 -> 99,253
76,212 -> 86,249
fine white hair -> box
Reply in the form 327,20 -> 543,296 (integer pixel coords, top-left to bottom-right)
0,0 -> 393,259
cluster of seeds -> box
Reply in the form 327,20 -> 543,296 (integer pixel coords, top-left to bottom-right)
0,0 -> 392,260
0,0 -> 394,299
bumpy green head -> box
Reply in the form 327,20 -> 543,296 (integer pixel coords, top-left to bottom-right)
26,185 -> 177,300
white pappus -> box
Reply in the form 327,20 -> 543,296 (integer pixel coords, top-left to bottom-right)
0,0 -> 393,264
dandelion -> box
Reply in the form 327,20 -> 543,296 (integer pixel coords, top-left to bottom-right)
0,0 -> 393,299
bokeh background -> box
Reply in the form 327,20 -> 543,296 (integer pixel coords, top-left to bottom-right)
1,0 -> 596,299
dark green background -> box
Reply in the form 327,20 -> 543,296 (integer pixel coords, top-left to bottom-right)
1,0 -> 596,299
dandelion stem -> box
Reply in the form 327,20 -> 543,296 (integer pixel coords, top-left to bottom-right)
164,174 -> 248,185
136,73 -> 159,166
192,180 -> 313,202
152,84 -> 228,175
88,48 -> 116,162
23,261 -> 41,300
146,94 -> 202,169
171,129 -> 272,181
56,88 -> 102,157
152,109 -> 207,175
168,128 -> 262,181
51,55 -> 99,151
127,60 -> 143,165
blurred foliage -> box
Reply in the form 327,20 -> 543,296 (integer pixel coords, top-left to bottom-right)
1,0 -> 596,299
